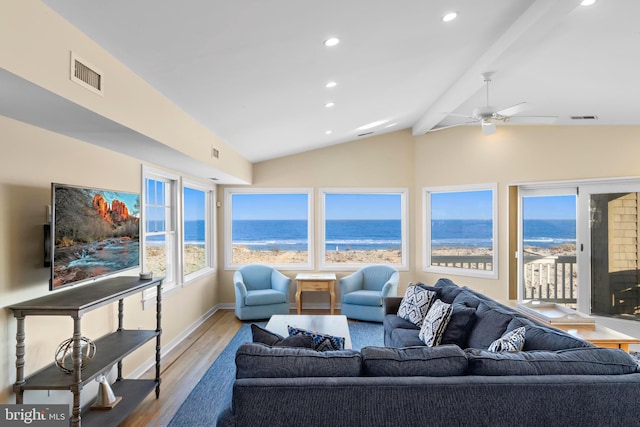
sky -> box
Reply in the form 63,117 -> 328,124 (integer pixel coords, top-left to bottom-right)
228,191 -> 577,221
231,193 -> 402,220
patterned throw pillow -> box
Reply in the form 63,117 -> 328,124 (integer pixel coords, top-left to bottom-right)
251,324 -> 315,348
287,326 -> 345,351
397,283 -> 438,326
419,299 -> 453,347
488,327 -> 526,352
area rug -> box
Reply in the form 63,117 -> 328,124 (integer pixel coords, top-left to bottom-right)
168,320 -> 383,427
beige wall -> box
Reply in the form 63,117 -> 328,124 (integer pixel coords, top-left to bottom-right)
0,0 -> 252,183
0,116 -> 218,404
413,125 -> 640,301
218,125 -> 640,308
217,130 -> 416,305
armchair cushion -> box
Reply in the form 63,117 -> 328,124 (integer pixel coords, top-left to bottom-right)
245,289 -> 287,306
342,290 -> 383,307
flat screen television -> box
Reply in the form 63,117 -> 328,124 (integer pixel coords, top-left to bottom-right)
50,183 -> 140,291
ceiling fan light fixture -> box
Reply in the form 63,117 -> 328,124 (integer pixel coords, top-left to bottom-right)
481,119 -> 496,136
442,12 -> 458,22
323,37 -> 340,47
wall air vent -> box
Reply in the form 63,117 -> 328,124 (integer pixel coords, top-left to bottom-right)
570,115 -> 598,120
70,52 -> 103,96
358,131 -> 374,137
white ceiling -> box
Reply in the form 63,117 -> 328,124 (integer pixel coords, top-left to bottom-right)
24,0 -> 640,166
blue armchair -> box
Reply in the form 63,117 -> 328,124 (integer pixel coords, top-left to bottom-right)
234,264 -> 292,320
339,264 -> 399,322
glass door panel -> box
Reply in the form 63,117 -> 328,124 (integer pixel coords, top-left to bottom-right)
589,192 -> 640,321
519,193 -> 577,305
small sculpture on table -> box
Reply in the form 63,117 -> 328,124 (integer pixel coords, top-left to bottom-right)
54,336 -> 96,374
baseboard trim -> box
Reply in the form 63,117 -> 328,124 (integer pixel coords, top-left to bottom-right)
128,304 -> 222,379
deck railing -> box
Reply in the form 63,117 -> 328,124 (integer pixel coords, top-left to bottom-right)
431,254 -> 577,304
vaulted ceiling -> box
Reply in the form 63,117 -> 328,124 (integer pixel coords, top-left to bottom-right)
32,0 -> 640,163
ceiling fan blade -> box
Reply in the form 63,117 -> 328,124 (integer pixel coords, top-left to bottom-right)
496,102 -> 529,117
506,115 -> 558,124
430,123 -> 470,132
444,113 -> 475,119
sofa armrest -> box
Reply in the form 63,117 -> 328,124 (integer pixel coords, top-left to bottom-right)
384,297 -> 403,315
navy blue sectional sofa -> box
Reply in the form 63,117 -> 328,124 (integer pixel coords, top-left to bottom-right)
217,278 -> 640,427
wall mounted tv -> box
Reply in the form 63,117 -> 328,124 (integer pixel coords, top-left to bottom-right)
50,183 -> 140,291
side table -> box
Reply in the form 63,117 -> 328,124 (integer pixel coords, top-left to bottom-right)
295,273 -> 337,315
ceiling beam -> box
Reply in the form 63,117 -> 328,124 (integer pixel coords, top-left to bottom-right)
412,0 -> 582,136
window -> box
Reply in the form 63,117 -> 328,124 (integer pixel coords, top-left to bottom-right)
224,188 -> 313,269
319,188 -> 408,270
183,180 -> 215,281
424,184 -> 498,278
143,167 -> 179,290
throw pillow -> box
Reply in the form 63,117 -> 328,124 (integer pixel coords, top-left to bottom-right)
250,324 -> 315,348
287,325 -> 345,351
397,283 -> 438,326
418,299 -> 453,347
440,303 -> 477,347
488,327 -> 526,352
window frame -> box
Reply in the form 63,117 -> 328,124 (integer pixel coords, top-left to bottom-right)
142,166 -> 180,296
423,183 -> 498,279
318,188 -> 409,271
182,178 -> 216,284
224,187 -> 314,270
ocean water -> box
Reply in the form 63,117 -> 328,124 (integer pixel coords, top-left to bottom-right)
224,219 -> 576,251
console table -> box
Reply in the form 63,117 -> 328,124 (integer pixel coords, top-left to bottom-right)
9,276 -> 163,427
295,273 -> 336,314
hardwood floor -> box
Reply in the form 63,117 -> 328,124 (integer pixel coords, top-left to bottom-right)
120,309 -> 241,427
120,308 -> 334,426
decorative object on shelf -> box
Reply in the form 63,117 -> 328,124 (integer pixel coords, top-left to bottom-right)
139,271 -> 153,280
91,375 -> 122,409
54,336 -> 97,374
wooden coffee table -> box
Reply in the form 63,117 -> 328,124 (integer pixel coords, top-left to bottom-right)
265,314 -> 352,349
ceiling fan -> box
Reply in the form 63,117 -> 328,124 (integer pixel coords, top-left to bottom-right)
438,72 -> 558,136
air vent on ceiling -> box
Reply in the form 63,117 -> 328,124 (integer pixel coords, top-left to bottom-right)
70,52 -> 103,96
570,115 -> 598,120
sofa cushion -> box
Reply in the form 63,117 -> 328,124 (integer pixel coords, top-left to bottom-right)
466,302 -> 514,349
440,303 -> 477,348
397,284 -> 438,326
526,325 -> 594,351
251,324 -> 315,349
433,278 -> 463,303
288,326 -> 345,351
389,327 -> 423,348
451,289 -> 483,309
361,345 -> 468,377
465,347 -> 640,376
235,343 -> 362,379
488,327 -> 526,352
419,299 -> 453,347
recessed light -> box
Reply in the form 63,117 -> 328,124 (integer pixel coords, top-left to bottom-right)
580,0 -> 596,5
442,12 -> 457,22
325,130 -> 333,135
323,37 -> 340,47
325,81 -> 337,88
356,119 -> 389,131
325,102 -> 335,108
